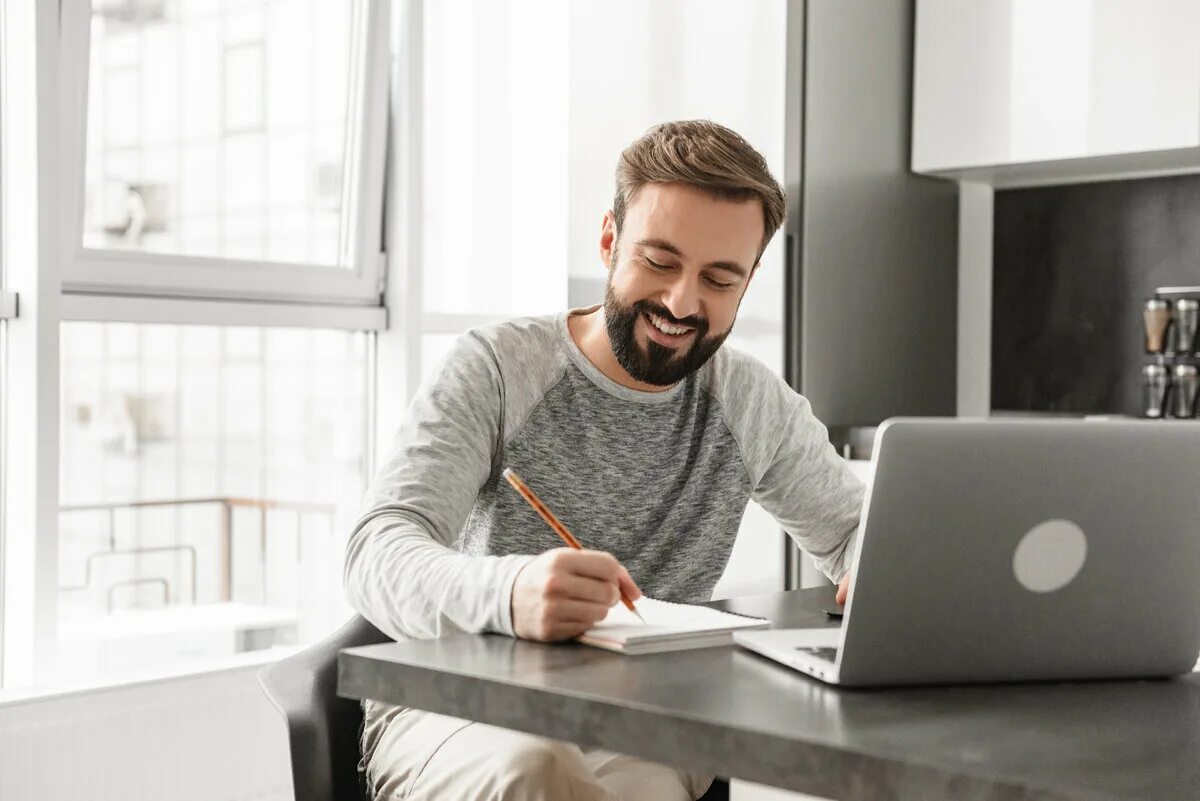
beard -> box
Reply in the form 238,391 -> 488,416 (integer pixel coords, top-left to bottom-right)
603,285 -> 732,387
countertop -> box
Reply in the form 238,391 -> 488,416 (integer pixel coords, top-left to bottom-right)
339,586 -> 1200,800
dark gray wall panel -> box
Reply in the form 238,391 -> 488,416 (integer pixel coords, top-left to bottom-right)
799,0 -> 958,426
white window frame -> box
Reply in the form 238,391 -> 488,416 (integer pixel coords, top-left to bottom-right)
0,0 -> 8,682
2,0 -> 62,688
375,0 -> 510,440
1,0 -> 393,690
57,0 -> 391,310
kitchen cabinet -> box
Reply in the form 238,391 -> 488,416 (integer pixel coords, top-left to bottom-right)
912,0 -> 1200,187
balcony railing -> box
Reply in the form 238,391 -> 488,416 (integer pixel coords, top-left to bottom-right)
58,497 -> 336,610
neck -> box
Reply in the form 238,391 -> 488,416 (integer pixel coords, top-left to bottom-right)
567,306 -> 677,393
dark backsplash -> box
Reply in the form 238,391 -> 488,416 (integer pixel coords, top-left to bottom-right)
992,173 -> 1200,415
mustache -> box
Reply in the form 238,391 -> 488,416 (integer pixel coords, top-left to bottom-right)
630,300 -> 706,331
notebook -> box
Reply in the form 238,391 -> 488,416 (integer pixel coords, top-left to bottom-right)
577,597 -> 769,655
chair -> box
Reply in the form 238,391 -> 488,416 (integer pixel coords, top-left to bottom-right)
258,614 -> 729,801
259,614 -> 388,801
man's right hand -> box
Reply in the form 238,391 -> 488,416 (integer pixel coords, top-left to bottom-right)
511,548 -> 642,641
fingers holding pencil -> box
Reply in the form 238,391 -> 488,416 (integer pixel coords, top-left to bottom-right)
549,549 -> 641,603
566,549 -> 642,604
502,468 -> 643,612
511,548 -> 641,641
503,467 -> 646,635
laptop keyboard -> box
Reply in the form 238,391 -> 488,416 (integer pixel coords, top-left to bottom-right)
796,646 -> 839,662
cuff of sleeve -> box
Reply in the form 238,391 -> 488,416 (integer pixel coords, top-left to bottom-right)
494,554 -> 536,637
830,530 -> 860,584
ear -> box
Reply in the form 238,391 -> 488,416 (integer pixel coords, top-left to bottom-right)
599,211 -> 617,271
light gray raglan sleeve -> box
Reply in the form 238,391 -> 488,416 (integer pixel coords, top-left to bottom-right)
751,388 -> 865,582
718,354 -> 866,583
343,331 -> 534,641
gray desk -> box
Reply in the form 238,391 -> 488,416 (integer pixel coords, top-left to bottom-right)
338,587 -> 1200,801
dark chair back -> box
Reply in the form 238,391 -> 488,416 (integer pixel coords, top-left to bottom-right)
258,614 -> 389,801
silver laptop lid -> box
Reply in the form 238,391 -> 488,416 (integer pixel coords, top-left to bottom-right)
836,417 -> 1200,687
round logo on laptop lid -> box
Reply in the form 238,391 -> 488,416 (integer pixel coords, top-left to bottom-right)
1012,519 -> 1088,593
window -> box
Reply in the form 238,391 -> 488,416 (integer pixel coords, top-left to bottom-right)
83,1 -> 351,265
1,0 -> 389,691
61,0 -> 389,306
3,0 -> 786,691
54,322 -> 369,684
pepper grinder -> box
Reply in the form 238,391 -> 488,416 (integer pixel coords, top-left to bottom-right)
1143,298 -> 1172,353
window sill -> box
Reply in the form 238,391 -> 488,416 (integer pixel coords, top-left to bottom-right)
0,643 -> 301,709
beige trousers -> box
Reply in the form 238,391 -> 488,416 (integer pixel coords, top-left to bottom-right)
361,700 -> 715,801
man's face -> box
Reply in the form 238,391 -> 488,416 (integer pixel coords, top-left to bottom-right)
600,182 -> 763,386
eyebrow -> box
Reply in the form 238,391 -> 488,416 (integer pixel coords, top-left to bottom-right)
634,238 -> 750,278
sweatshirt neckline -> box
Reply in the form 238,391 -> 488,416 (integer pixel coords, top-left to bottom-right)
556,307 -> 688,405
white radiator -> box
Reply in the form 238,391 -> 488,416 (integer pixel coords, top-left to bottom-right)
0,665 -> 293,801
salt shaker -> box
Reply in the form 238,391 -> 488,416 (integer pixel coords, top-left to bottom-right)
1172,363 -> 1199,418
1143,363 -> 1169,418
1174,298 -> 1199,354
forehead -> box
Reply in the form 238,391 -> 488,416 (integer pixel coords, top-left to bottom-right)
623,182 -> 764,266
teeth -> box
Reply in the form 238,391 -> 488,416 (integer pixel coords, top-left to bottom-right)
648,313 -> 691,336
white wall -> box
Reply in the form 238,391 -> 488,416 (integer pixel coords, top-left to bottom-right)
0,663 -> 291,801
419,0 -> 570,319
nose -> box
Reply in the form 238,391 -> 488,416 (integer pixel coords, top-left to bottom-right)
660,274 -> 701,322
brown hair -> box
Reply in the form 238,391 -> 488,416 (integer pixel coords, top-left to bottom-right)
613,120 -> 786,264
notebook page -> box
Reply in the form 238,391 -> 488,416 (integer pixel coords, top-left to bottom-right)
585,597 -> 765,644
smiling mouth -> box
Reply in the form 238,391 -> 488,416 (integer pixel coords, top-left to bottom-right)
642,312 -> 696,345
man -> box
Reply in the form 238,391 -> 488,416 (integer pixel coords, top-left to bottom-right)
345,120 -> 864,800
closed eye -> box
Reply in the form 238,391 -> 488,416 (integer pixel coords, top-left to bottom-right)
643,256 -> 736,289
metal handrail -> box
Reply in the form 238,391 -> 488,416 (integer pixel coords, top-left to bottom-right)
106,578 -> 170,612
59,544 -> 198,604
57,496 -> 337,608
60,497 -> 335,514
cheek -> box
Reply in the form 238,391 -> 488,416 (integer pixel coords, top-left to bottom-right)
705,293 -> 741,332
611,261 -> 655,298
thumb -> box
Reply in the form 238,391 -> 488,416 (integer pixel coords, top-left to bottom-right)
835,575 -> 850,605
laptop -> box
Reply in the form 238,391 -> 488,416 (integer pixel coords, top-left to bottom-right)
734,417 -> 1200,687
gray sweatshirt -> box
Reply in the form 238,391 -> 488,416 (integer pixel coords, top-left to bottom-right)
344,308 -> 864,642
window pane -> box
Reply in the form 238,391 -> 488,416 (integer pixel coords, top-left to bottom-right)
55,322 -> 370,685
82,0 -> 357,266
420,0 -> 570,316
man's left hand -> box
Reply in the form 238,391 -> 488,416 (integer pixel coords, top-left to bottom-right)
835,574 -> 851,605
